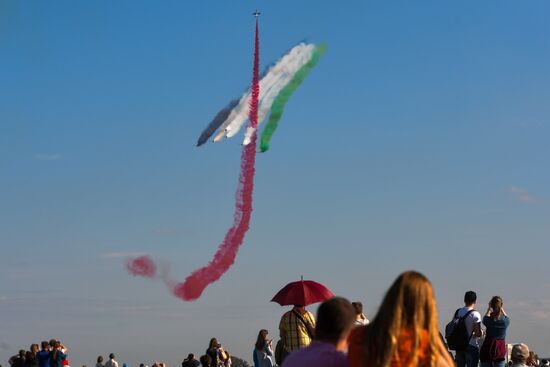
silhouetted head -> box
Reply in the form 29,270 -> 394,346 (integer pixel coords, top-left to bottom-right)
464,291 -> 477,306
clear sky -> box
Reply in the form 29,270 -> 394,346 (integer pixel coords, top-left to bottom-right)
1,0 -> 549,365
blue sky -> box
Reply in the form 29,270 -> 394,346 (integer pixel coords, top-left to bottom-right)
1,0 -> 549,364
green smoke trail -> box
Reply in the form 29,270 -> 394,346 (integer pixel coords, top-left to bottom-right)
259,43 -> 326,152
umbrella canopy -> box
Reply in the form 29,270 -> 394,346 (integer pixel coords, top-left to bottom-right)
271,277 -> 334,307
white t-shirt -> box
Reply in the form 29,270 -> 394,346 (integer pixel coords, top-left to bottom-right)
457,306 -> 482,348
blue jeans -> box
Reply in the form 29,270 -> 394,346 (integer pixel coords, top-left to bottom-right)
481,362 -> 506,367
456,345 -> 480,367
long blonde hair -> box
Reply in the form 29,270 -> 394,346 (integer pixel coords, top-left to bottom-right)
362,271 -> 440,367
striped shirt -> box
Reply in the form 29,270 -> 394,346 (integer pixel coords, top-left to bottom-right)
279,309 -> 316,352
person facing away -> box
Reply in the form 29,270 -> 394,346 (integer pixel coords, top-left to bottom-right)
104,354 -> 118,367
282,297 -> 355,367
12,350 -> 26,367
95,357 -> 104,367
510,344 -> 530,367
278,304 -> 316,354
454,291 -> 483,367
253,329 -> 274,367
348,271 -> 455,367
351,302 -> 369,326
182,354 -> 200,367
49,341 -> 66,367
37,341 -> 51,367
480,296 -> 511,367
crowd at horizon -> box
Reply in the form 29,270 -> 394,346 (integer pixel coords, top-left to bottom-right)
4,271 -> 548,367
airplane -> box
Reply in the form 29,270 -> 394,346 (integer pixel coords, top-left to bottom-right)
253,10 -> 261,18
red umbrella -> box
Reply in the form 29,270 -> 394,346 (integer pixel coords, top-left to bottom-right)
271,277 -> 334,306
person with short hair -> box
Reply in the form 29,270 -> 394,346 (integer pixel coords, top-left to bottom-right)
182,354 -> 200,367
95,357 -> 104,367
348,271 -> 454,367
480,296 -> 510,367
454,291 -> 483,367
12,350 -> 26,367
37,341 -> 50,367
511,344 -> 530,367
282,297 -> 355,367
351,302 -> 369,326
278,304 -> 316,356
104,355 -> 117,367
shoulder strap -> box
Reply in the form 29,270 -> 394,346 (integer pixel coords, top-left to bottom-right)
292,310 -> 315,339
461,309 -> 475,320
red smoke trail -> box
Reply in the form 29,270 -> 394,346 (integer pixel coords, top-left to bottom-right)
126,18 -> 261,299
126,256 -> 157,278
171,18 -> 260,301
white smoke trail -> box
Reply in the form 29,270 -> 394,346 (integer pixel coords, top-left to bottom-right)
212,43 -> 315,143
241,47 -> 314,145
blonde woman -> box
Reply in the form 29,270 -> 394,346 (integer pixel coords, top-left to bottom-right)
348,271 -> 454,367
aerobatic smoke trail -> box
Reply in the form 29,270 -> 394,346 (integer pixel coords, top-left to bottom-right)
260,44 -> 326,152
200,43 -> 314,145
197,99 -> 238,146
126,256 -> 157,278
170,17 -> 261,301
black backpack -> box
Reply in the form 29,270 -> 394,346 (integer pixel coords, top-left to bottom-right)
445,308 -> 475,351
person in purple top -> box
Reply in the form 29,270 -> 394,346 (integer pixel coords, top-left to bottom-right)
37,341 -> 51,367
281,297 -> 355,367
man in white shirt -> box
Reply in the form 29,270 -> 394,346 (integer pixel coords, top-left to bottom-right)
104,354 -> 118,367
455,291 -> 482,367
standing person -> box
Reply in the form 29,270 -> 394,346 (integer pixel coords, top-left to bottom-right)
348,271 -> 455,367
282,297 -> 355,367
182,354 -> 200,367
452,291 -> 483,367
253,330 -> 274,367
510,344 -> 530,367
278,304 -> 316,357
12,350 -> 26,367
37,342 -> 50,367
49,342 -> 66,367
480,296 -> 510,367
351,302 -> 369,326
26,345 -> 39,367
206,339 -> 224,367
104,354 -> 118,367
95,357 -> 104,367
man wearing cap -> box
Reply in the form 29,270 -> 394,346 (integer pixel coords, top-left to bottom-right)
511,344 -> 530,367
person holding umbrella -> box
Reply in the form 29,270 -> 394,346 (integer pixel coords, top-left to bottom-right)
272,277 -> 334,364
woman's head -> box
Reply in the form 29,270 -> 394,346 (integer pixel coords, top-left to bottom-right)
97,356 -> 103,364
208,338 -> 218,349
255,330 -> 269,351
363,271 -> 440,367
490,296 -> 504,320
30,344 -> 39,355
